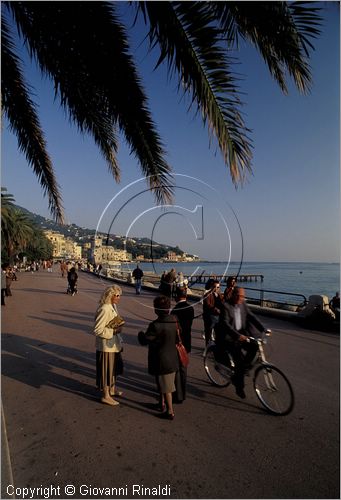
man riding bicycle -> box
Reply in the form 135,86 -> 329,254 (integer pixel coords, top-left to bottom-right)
215,286 -> 268,399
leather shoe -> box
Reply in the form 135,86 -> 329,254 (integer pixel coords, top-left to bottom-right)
160,412 -> 174,420
235,388 -> 246,399
153,402 -> 166,412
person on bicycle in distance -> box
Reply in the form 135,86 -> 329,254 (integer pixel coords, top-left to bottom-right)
215,286 -> 267,399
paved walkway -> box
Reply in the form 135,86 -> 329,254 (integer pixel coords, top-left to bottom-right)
1,268 -> 339,499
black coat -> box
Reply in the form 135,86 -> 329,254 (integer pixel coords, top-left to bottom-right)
216,301 -> 264,342
144,314 -> 179,375
132,267 -> 143,279
171,301 -> 194,353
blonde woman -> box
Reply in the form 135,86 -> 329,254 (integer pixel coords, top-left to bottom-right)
94,285 -> 124,406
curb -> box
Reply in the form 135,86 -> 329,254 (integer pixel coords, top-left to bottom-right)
1,401 -> 15,499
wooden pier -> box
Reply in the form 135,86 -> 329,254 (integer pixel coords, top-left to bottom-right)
185,274 -> 264,285
106,270 -> 264,287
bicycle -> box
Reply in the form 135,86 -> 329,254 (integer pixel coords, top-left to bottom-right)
203,330 -> 294,416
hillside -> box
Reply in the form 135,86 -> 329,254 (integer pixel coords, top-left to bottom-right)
17,206 -> 195,260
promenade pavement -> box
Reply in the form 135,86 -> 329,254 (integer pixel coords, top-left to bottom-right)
1,268 -> 339,499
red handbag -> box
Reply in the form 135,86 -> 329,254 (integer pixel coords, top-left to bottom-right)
176,322 -> 189,368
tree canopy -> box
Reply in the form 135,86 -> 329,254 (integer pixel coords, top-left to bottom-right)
1,187 -> 53,263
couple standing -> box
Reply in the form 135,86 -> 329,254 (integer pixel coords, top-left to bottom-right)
93,284 -> 194,419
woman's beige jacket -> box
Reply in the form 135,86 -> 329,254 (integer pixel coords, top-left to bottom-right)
94,303 -> 122,353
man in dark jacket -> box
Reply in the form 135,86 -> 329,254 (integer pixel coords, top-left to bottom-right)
132,265 -> 144,294
172,287 -> 194,353
216,287 -> 267,399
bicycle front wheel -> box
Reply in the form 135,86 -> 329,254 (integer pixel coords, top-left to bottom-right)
203,345 -> 231,387
254,364 -> 294,416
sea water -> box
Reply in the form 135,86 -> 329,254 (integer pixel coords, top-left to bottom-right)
127,261 -> 340,302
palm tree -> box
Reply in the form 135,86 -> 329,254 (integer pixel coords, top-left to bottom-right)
24,229 -> 54,261
1,189 -> 53,262
1,208 -> 35,263
1,187 -> 15,230
1,2 -> 321,222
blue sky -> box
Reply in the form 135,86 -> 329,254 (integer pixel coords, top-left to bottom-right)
2,2 -> 340,262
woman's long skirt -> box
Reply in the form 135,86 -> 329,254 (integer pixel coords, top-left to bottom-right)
96,351 -> 123,390
96,351 -> 115,391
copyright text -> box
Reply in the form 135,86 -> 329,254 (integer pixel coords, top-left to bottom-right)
6,483 -> 172,498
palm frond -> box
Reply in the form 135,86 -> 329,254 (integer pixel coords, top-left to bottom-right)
1,15 -> 65,223
2,0 -> 322,204
288,2 -> 323,55
137,1 -> 252,185
1,187 -> 15,210
7,1 -> 173,203
213,1 -> 322,94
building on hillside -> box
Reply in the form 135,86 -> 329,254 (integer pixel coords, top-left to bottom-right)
64,238 -> 82,260
44,230 -> 66,258
186,255 -> 200,261
89,237 -> 103,263
81,242 -> 91,259
44,230 -> 82,259
93,245 -> 131,264
93,237 -> 103,248
180,252 -> 200,262
166,251 -> 179,262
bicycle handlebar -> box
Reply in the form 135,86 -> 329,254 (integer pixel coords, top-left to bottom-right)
246,329 -> 272,343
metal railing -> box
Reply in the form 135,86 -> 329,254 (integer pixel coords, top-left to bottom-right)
87,269 -> 307,311
242,287 -> 307,309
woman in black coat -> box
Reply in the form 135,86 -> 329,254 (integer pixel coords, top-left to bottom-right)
143,295 -> 179,420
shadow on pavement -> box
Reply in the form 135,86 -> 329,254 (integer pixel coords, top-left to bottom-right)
2,333 -> 96,400
28,315 -> 92,332
20,288 -> 66,295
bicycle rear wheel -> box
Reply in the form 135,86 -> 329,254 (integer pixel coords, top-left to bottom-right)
254,364 -> 294,416
203,345 -> 232,387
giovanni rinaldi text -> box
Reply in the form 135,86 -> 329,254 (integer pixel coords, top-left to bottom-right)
6,484 -> 172,498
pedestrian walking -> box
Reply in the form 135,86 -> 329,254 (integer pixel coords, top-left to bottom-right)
67,267 -> 78,295
5,267 -> 13,296
1,265 -> 7,305
132,264 -> 144,294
